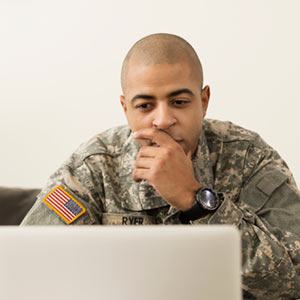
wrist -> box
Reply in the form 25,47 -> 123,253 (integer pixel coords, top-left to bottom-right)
179,181 -> 202,212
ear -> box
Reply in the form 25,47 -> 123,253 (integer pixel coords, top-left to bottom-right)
201,85 -> 210,117
120,95 -> 127,113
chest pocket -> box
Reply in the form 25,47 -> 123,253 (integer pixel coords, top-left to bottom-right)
102,212 -> 156,225
239,169 -> 288,212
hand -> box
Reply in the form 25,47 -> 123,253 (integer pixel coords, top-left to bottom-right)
133,128 -> 202,211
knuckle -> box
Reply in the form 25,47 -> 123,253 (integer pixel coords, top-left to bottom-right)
156,159 -> 164,169
137,149 -> 143,157
150,169 -> 158,181
132,169 -> 142,182
163,147 -> 173,157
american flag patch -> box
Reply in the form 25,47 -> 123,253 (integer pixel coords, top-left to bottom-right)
43,186 -> 86,224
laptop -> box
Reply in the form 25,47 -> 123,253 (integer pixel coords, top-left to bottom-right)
0,225 -> 241,300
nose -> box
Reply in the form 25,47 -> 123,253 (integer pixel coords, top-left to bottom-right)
152,103 -> 176,130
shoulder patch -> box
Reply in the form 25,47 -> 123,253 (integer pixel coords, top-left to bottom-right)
43,186 -> 87,224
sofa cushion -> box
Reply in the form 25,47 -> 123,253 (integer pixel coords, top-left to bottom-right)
0,187 -> 40,225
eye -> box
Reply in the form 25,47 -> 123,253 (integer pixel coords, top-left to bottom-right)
135,103 -> 153,112
172,99 -> 190,107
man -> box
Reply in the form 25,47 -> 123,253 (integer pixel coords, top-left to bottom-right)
21,33 -> 300,299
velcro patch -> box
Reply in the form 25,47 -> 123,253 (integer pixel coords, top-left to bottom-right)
43,186 -> 86,224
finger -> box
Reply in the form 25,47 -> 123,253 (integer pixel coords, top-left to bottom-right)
135,138 -> 152,147
132,130 -> 154,147
137,146 -> 161,158
133,128 -> 175,147
132,168 -> 149,182
134,157 -> 154,169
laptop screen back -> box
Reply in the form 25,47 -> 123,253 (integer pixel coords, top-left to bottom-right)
0,225 -> 241,300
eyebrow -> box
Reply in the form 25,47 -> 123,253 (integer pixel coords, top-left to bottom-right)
130,88 -> 195,103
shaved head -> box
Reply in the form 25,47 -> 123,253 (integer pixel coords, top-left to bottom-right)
121,33 -> 203,94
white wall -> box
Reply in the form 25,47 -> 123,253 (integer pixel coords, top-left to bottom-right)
0,0 -> 299,188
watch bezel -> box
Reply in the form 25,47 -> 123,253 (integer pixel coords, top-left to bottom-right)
196,188 -> 220,211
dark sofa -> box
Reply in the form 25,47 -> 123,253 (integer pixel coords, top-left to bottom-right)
0,187 -> 40,225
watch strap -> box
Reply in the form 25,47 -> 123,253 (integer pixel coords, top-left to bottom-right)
179,201 -> 211,224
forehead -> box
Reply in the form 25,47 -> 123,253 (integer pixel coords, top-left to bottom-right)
124,62 -> 199,96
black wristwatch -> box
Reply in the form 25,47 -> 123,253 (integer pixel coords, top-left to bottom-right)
179,188 -> 223,224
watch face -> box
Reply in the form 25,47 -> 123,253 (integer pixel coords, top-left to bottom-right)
199,188 -> 219,210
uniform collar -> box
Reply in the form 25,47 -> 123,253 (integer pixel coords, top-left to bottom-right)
192,130 -> 214,189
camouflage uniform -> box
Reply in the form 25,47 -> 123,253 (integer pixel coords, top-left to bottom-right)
21,119 -> 300,299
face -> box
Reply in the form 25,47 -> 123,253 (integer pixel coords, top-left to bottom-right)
120,61 -> 210,155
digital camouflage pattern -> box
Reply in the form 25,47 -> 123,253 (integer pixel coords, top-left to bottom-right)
21,119 -> 300,299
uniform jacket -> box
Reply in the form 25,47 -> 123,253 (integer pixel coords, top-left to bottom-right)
21,119 -> 300,299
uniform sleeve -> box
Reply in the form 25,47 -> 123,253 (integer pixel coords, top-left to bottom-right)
21,153 -> 104,225
192,148 -> 300,299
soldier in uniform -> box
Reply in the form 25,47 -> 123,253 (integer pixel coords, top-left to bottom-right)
21,33 -> 300,299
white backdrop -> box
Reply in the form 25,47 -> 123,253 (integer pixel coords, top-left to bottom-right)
0,0 -> 299,188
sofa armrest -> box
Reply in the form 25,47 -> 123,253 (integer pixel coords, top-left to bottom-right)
0,187 -> 40,225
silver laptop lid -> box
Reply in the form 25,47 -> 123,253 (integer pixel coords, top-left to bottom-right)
0,225 -> 241,300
